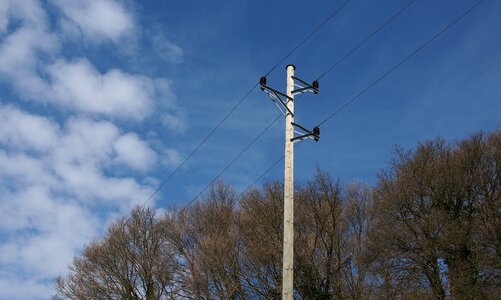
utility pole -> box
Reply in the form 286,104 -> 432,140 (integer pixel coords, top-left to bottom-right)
260,66 -> 320,300
283,64 -> 295,300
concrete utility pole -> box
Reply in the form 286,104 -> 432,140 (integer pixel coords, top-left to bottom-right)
282,64 -> 295,300
259,65 -> 319,300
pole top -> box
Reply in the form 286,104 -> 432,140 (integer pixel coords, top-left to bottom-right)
286,64 -> 296,70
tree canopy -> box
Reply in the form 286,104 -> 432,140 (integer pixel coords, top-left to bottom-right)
55,130 -> 501,299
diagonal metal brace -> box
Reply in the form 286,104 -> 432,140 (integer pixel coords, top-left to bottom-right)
263,89 -> 287,116
291,76 -> 319,94
290,122 -> 320,142
260,85 -> 294,116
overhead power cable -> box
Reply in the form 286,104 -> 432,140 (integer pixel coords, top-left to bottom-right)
316,0 -> 416,81
178,0 -> 419,210
264,0 -> 352,77
237,0 -> 485,199
187,0 -> 418,202
139,83 -> 258,209
235,140 -> 305,201
236,155 -> 284,200
316,0 -> 484,127
182,89 -> 312,211
132,1 -> 352,212
178,114 -> 282,214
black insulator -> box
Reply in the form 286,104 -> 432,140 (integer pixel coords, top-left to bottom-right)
312,80 -> 319,94
260,76 -> 267,86
312,80 -> 319,89
313,126 -> 320,136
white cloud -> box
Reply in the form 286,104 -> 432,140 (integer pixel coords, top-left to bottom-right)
154,78 -> 186,133
0,106 -> 157,202
0,106 -> 157,208
0,275 -> 53,300
0,105 -> 60,152
4,0 -> 48,29
0,186 -> 54,231
48,59 -> 155,120
0,2 -> 10,34
0,106 -> 159,298
0,192 -> 100,300
51,0 -> 134,42
0,150 -> 54,189
54,117 -> 119,166
0,0 -> 58,67
115,132 -> 157,171
0,1 -> 59,101
0,2 -> 182,123
0,0 -> 185,297
153,35 -> 184,64
0,46 -> 179,121
52,161 -> 152,206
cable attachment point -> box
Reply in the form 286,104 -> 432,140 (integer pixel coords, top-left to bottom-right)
291,76 -> 319,94
312,80 -> 319,92
259,76 -> 267,88
259,78 -> 294,117
291,122 -> 320,142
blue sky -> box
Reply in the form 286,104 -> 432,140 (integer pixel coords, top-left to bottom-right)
0,0 -> 500,298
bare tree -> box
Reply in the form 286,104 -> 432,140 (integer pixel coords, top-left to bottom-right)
170,181 -> 245,299
55,129 -> 501,299
294,170 -> 348,299
370,132 -> 501,299
55,207 -> 177,300
457,132 -> 501,297
237,182 -> 283,299
370,141 -> 450,299
342,182 -> 377,299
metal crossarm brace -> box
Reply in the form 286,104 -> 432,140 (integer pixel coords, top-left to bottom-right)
260,84 -> 294,116
290,122 -> 320,142
265,91 -> 288,116
291,76 -> 319,94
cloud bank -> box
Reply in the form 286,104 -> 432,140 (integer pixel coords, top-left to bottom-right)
0,0 -> 185,298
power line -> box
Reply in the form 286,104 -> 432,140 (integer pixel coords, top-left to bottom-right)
181,89 -> 309,211
236,155 -> 284,200
146,0 -> 483,214
316,0 -> 416,81
133,1 -> 352,212
316,0 -> 484,127
178,0 -> 419,209
139,82 -> 259,208
235,140 -> 306,201
188,0 -> 418,202
179,114 -> 282,214
264,0 -> 352,77
236,0 -> 485,200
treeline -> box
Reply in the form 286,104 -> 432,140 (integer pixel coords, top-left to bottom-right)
55,130 -> 501,299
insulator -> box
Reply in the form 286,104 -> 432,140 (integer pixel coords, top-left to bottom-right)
260,76 -> 267,86
313,126 -> 320,136
312,80 -> 319,94
312,80 -> 319,89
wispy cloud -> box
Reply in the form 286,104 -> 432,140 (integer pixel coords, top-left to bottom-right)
152,34 -> 184,64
